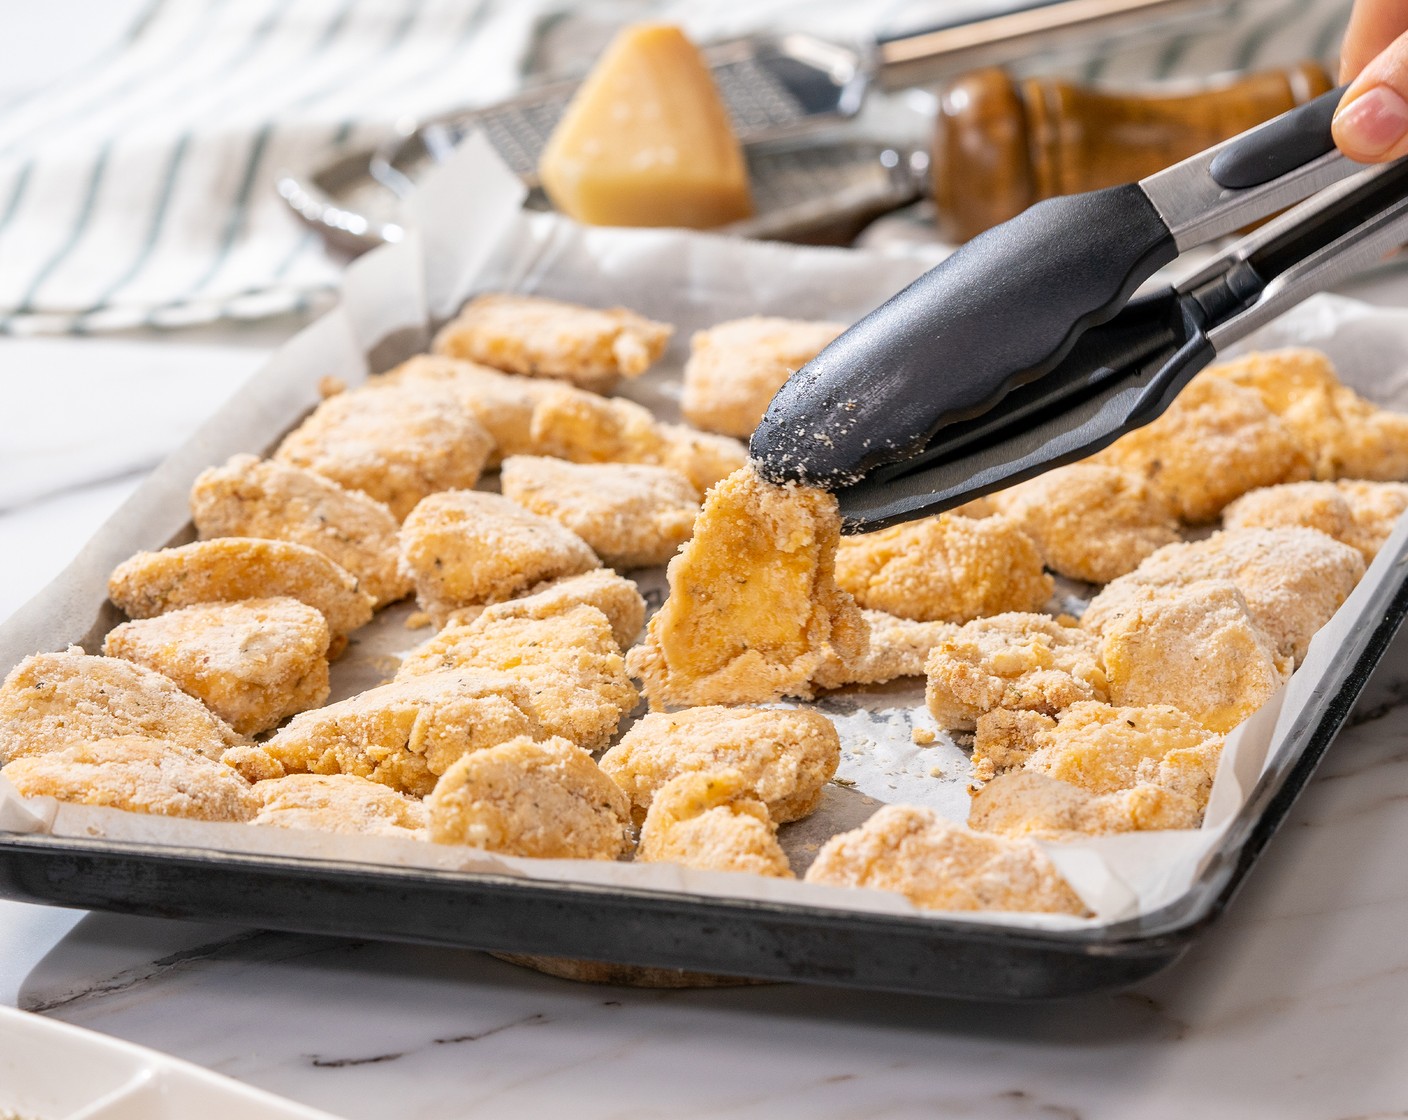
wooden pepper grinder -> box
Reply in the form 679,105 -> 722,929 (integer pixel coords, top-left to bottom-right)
933,60 -> 1333,242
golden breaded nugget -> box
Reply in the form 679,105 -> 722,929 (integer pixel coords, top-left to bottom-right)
990,464 -> 1180,583
190,455 -> 409,607
398,490 -> 600,626
0,650 -> 244,764
812,610 -> 953,690
1090,376 -> 1311,522
396,605 -> 637,751
835,514 -> 1052,624
251,774 -> 426,837
377,354 -> 555,462
1099,580 -> 1290,732
599,705 -> 840,824
626,466 -> 866,707
528,386 -> 747,493
923,613 -> 1108,731
637,770 -> 793,878
1204,348 -> 1408,480
681,316 -> 844,438
274,382 -> 494,520
968,771 -> 1202,838
1081,527 -> 1364,663
452,569 -> 646,651
1224,480 -> 1408,561
258,670 -> 546,797
972,701 -> 1223,809
108,538 -> 374,650
427,735 -> 631,859
432,293 -> 672,393
499,455 -> 699,569
2,735 -> 256,821
803,805 -> 1086,915
103,598 -> 330,737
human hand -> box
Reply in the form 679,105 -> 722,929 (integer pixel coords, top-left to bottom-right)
1333,0 -> 1408,162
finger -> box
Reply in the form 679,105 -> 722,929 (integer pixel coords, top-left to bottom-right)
1339,0 -> 1407,81
1333,26 -> 1408,162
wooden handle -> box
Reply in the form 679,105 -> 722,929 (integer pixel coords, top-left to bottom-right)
933,60 -> 1334,242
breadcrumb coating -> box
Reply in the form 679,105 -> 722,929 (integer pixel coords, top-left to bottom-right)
1099,580 -> 1290,732
108,538 -> 374,649
681,316 -> 844,438
1081,527 -> 1364,663
449,569 -> 647,651
972,701 -> 1224,810
397,490 -> 600,626
0,650 -> 244,764
803,805 -> 1087,915
923,613 -> 1108,731
812,610 -> 953,689
103,598 -> 331,736
1091,376 -> 1311,522
427,735 -> 631,859
968,770 -> 1202,838
190,454 -> 409,606
2,735 -> 256,821
257,670 -> 546,796
274,382 -> 494,520
499,455 -> 699,569
432,293 -> 672,393
1223,479 -> 1408,561
991,464 -> 1180,583
528,386 -> 747,493
834,514 -> 1053,623
626,466 -> 866,707
251,773 -> 426,837
1204,348 -> 1408,480
396,605 -> 637,751
637,770 -> 793,878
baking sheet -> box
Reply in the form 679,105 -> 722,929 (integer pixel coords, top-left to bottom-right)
4,135 -> 1408,933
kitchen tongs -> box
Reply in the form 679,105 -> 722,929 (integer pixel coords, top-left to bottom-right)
750,85 -> 1408,532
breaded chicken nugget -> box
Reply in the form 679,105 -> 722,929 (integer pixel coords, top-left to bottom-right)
1091,376 -> 1311,522
1081,527 -> 1364,663
990,464 -> 1181,583
251,773 -> 426,838
398,490 -> 600,626
190,455 -> 409,607
2,735 -> 256,821
103,598 -> 330,736
637,770 -> 793,878
626,466 -> 866,707
451,569 -> 646,651
528,386 -> 747,493
599,705 -> 840,824
499,455 -> 699,569
968,770 -> 1202,838
923,613 -> 1108,731
835,514 -> 1053,624
1223,479 -> 1408,561
681,316 -> 844,438
972,701 -> 1224,809
0,650 -> 244,764
108,538 -> 374,651
256,670 -> 545,797
396,605 -> 637,751
427,735 -> 631,859
1204,348 -> 1408,480
274,382 -> 494,520
1099,580 -> 1290,732
432,293 -> 672,393
812,610 -> 953,690
803,805 -> 1086,915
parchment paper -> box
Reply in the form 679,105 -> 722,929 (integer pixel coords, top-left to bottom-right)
4,136 -> 1408,931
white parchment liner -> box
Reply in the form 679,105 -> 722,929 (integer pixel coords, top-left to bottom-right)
4,136 -> 1408,934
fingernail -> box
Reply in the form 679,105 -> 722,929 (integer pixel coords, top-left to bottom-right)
1335,86 -> 1408,156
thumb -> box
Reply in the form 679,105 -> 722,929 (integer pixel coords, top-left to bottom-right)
1333,27 -> 1408,163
